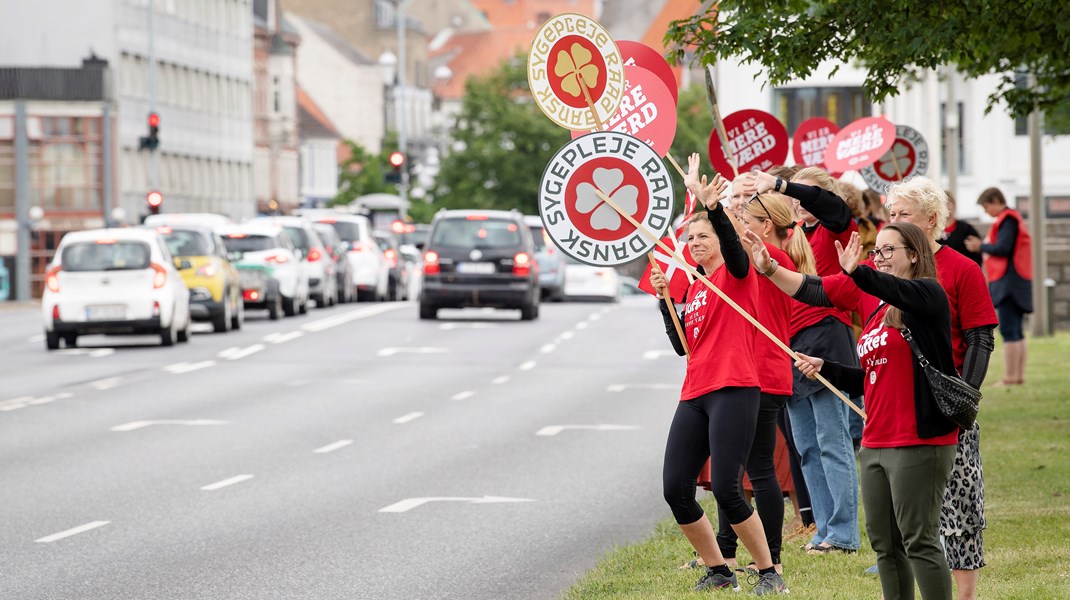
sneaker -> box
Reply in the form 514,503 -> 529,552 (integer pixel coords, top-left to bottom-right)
694,567 -> 741,592
752,572 -> 789,596
864,564 -> 879,575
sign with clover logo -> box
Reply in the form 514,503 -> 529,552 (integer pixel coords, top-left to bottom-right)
539,131 -> 674,266
528,13 -> 625,131
859,125 -> 929,194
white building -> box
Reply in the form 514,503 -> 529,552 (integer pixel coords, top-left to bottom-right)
0,0 -> 257,221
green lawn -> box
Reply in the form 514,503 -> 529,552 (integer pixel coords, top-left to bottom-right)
565,333 -> 1070,599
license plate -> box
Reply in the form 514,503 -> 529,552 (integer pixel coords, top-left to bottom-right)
86,305 -> 126,320
456,262 -> 495,274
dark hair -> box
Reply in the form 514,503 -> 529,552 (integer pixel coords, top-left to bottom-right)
977,187 -> 1006,207
880,222 -> 936,328
768,165 -> 799,180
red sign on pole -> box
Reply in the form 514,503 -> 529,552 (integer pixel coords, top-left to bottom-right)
792,117 -> 839,172
822,116 -> 896,173
708,109 -> 788,177
616,40 -> 678,104
571,65 -> 677,157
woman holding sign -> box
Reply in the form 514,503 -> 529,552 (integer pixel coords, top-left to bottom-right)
650,154 -> 788,595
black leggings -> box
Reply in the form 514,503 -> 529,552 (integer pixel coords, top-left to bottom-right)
779,408 -> 814,527
663,387 -> 761,526
716,393 -> 787,563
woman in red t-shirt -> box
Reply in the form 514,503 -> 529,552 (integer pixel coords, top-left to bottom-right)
649,154 -> 786,595
793,224 -> 958,600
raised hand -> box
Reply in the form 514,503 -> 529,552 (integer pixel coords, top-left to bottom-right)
742,229 -> 772,272
794,352 -> 824,380
693,172 -> 729,210
683,152 -> 701,193
739,170 -> 776,196
835,231 -> 862,274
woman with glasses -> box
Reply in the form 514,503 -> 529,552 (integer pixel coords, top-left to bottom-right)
787,223 -> 959,600
649,154 -> 788,595
739,167 -> 861,557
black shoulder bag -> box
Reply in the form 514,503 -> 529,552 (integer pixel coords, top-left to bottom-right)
901,327 -> 981,430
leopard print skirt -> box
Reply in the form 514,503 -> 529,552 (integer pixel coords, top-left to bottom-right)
940,423 -> 986,569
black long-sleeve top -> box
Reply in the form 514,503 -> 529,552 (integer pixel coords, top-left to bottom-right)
815,266 -> 959,438
659,203 -> 749,355
783,181 -> 853,233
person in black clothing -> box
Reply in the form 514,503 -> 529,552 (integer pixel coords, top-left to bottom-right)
938,191 -> 982,266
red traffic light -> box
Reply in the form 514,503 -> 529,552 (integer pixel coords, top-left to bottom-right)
146,190 -> 163,208
389,151 -> 405,168
148,112 -> 160,127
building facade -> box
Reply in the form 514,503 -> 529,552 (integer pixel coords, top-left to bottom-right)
254,0 -> 301,214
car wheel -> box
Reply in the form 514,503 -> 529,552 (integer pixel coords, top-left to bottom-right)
387,277 -> 398,302
299,296 -> 309,314
268,294 -> 282,320
231,297 -> 243,330
283,295 -> 297,317
160,320 -> 177,347
419,301 -> 437,320
312,293 -> 324,308
520,299 -> 538,321
212,296 -> 232,333
63,334 -> 78,348
177,321 -> 190,343
45,331 -> 61,351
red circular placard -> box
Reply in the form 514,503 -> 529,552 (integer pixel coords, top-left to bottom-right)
547,35 -> 609,110
708,109 -> 789,177
616,41 -> 678,104
570,65 -> 677,156
822,116 -> 896,173
564,156 -> 650,242
792,117 -> 839,170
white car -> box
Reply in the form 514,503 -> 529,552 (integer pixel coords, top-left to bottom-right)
563,256 -> 620,302
312,215 -> 389,301
42,228 -> 192,349
251,216 -> 337,308
218,224 -> 309,318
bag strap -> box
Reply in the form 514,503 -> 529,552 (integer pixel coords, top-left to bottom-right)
899,327 -> 931,369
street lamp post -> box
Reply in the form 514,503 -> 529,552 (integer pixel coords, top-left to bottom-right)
395,0 -> 411,204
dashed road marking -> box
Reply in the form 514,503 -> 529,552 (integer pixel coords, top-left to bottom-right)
218,344 -> 264,360
606,383 -> 678,392
90,377 -> 123,391
200,474 -> 254,491
35,521 -> 110,543
492,375 -> 510,385
450,391 -> 475,401
378,347 -> 449,357
536,424 -> 642,437
164,361 -> 216,374
393,412 -> 424,424
313,440 -> 354,453
519,361 -> 536,371
263,331 -> 304,344
540,344 -> 556,354
0,392 -> 74,412
111,419 -> 229,432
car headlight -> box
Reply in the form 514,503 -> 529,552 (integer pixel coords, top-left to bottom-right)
195,263 -> 219,278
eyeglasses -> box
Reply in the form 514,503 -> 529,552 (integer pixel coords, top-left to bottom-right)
748,193 -> 773,221
867,245 -> 909,260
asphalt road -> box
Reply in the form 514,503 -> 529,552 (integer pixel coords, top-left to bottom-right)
0,296 -> 687,600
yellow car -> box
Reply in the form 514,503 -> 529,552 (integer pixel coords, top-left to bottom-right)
154,225 -> 243,332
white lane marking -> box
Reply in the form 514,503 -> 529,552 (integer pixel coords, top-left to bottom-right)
379,496 -> 535,513
606,383 -> 678,392
218,347 -> 242,359
28,334 -> 45,343
200,474 -> 254,491
518,361 -> 536,371
35,521 -> 111,543
642,350 -> 677,360
540,344 -> 556,354
164,361 -> 216,374
301,304 -> 403,333
87,348 -> 115,358
111,419 -> 229,432
378,347 -> 449,357
219,344 -> 264,361
393,412 -> 424,424
263,331 -> 304,344
575,322 -> 589,330
0,392 -> 74,412
90,377 -> 123,391
560,331 -> 574,340
589,313 -> 602,321
313,440 -> 354,453
492,375 -> 510,385
450,391 -> 474,401
536,424 -> 642,437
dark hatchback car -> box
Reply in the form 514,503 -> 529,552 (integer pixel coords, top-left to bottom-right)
420,210 -> 540,320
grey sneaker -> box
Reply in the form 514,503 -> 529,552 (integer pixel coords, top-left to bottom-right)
693,567 -> 741,592
752,571 -> 789,595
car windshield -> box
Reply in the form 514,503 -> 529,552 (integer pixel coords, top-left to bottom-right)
161,229 -> 212,256
399,226 -> 429,247
62,241 -> 151,272
222,235 -> 276,253
322,221 -> 362,242
282,226 -> 311,250
432,218 -> 521,249
528,226 -> 547,251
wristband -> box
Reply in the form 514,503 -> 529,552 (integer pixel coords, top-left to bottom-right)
774,177 -> 784,193
760,258 -> 779,277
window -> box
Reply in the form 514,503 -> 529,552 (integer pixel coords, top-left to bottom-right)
940,101 -> 966,175
374,0 -> 396,28
773,87 -> 871,134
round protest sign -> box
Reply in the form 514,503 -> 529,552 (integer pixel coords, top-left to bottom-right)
540,131 -> 675,266
616,40 -> 678,104
822,116 -> 896,173
859,125 -> 930,194
570,65 -> 677,157
528,13 -> 625,131
792,117 -> 840,172
708,109 -> 789,177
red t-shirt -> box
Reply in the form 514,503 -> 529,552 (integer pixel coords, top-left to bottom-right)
857,305 -> 960,448
790,221 -> 856,336
756,244 -> 795,395
680,263 -> 760,400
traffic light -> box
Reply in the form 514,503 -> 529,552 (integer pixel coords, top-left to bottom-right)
139,112 -> 160,150
385,151 -> 405,184
146,190 -> 163,215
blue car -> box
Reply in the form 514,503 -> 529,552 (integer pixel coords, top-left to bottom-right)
524,215 -> 566,302
0,260 -> 10,301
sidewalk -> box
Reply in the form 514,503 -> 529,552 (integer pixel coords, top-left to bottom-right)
0,300 -> 39,312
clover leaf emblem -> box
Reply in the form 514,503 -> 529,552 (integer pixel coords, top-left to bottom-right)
575,168 -> 638,231
554,43 -> 600,98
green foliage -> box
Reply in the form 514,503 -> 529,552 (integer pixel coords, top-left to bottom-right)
430,55 -> 571,215
664,1 -> 1070,121
332,133 -> 400,207
665,83 -> 716,216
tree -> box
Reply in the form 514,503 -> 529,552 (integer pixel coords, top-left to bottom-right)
332,133 -> 399,207
665,83 -> 715,214
430,55 -> 571,215
664,1 -> 1070,120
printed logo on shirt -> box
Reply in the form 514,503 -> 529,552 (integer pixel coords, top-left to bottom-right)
857,322 -> 889,361
870,371 -> 877,385
685,289 -> 709,315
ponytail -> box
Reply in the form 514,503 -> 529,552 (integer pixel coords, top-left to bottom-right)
786,224 -> 817,275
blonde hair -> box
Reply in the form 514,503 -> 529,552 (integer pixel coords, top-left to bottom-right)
840,182 -> 865,219
742,193 -> 817,275
886,176 -> 949,237
792,166 -> 841,198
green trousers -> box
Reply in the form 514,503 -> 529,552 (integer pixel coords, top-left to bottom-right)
859,444 -> 957,600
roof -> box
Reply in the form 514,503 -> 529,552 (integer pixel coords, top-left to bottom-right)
431,28 -> 533,99
60,228 -> 162,243
297,86 -> 341,139
294,16 -> 374,66
639,0 -> 697,54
